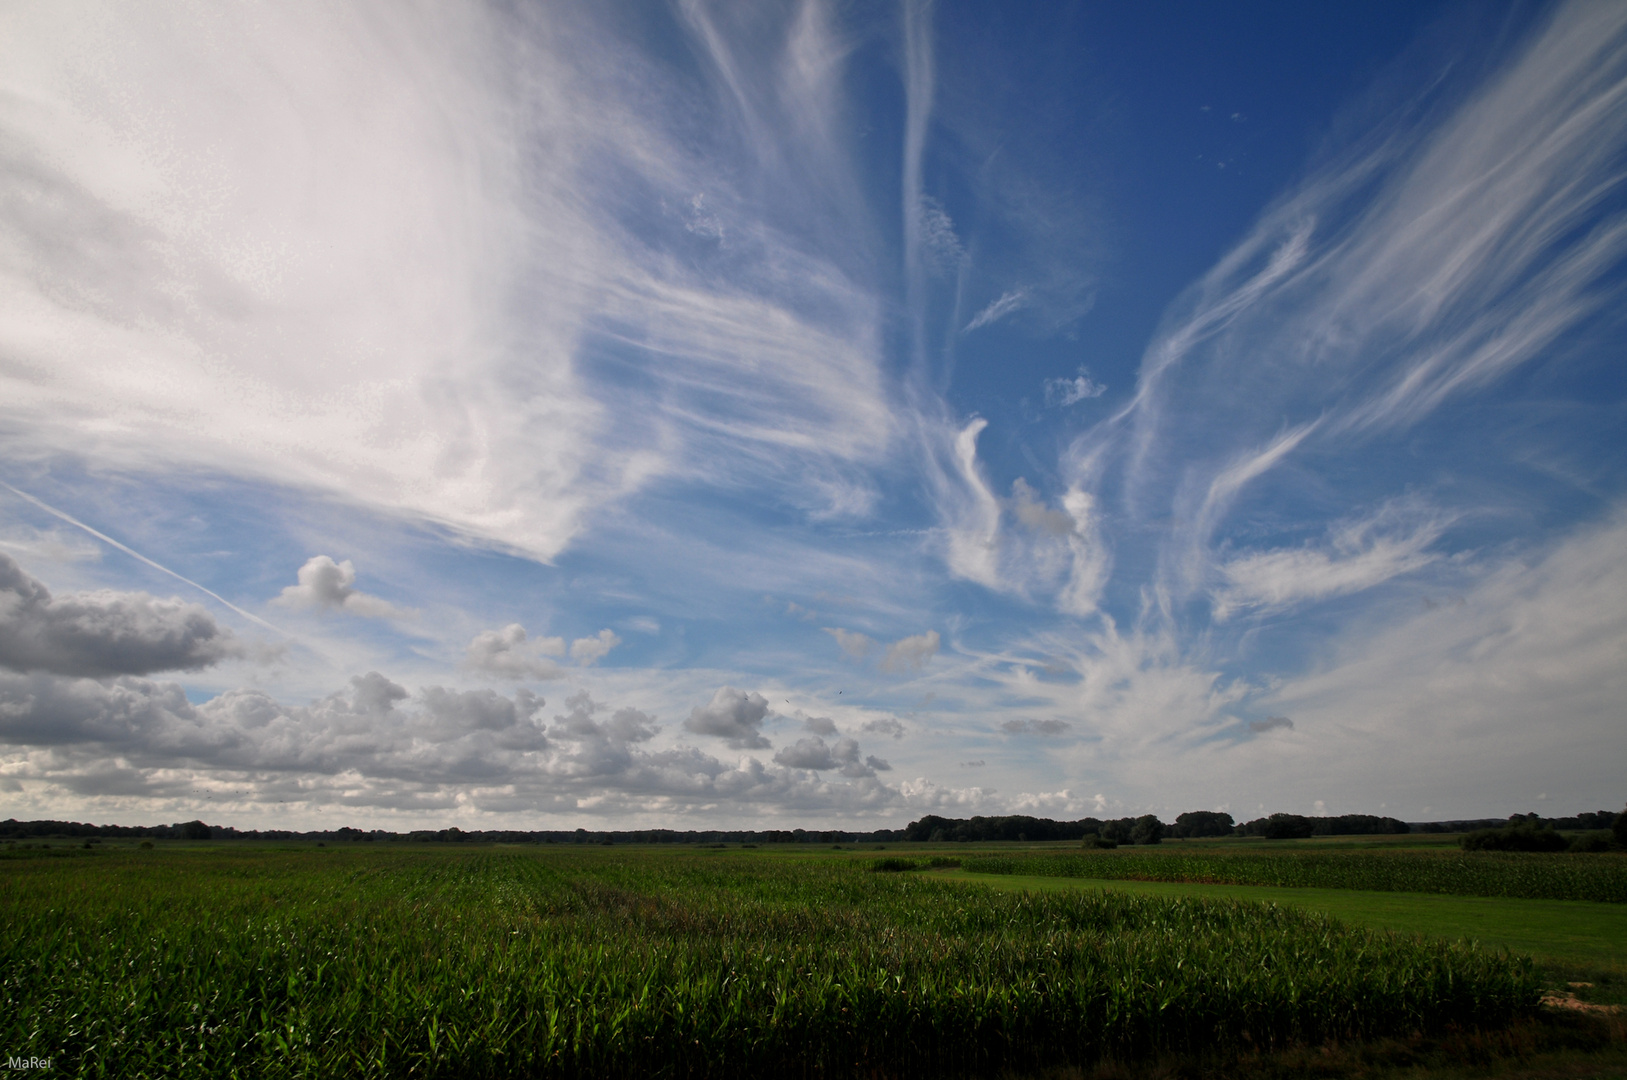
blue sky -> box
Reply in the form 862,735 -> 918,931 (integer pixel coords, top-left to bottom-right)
1,0 -> 1623,829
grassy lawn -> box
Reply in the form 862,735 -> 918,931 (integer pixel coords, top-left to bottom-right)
943,868 -> 1627,997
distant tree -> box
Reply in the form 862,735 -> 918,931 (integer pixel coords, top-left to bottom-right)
179,820 -> 211,841
1130,815 -> 1165,846
1614,804 -> 1627,848
1173,811 -> 1234,838
1262,814 -> 1315,840
1461,823 -> 1568,852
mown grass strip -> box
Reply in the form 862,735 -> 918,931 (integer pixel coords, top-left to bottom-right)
942,870 -> 1627,975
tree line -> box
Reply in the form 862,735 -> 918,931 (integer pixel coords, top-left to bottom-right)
3,806 -> 1622,846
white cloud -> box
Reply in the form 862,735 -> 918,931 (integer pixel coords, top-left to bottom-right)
802,714 -> 839,736
964,288 -> 1027,332
880,630 -> 940,674
773,735 -> 880,777
1071,1 -> 1627,609
823,627 -> 874,660
1236,507 -> 1627,812
0,670 -> 917,822
274,557 -> 410,619
682,686 -> 772,750
915,195 -> 967,275
0,526 -> 102,565
1212,504 -> 1448,620
465,624 -> 566,681
1008,478 -> 1075,537
860,717 -> 905,740
1044,368 -> 1107,406
0,1 -> 901,562
0,553 -> 241,677
569,630 -> 621,666
934,418 -> 1003,589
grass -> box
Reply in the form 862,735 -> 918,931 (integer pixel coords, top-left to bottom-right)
943,871 -> 1627,979
0,844 -> 1541,1078
959,849 -> 1627,903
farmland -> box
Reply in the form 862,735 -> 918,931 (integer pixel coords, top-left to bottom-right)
958,847 -> 1627,903
0,841 -> 1559,1078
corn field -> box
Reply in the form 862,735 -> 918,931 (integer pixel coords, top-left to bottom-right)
2,846 -> 1539,1077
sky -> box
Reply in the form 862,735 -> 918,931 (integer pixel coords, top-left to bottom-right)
1,0 -> 1624,831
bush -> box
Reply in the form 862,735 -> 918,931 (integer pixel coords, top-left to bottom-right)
1568,832 -> 1614,853
1461,824 -> 1569,852
1080,834 -> 1118,850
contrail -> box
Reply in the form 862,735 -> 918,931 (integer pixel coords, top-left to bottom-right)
0,480 -> 290,637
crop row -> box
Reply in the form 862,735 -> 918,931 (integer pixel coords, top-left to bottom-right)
1,847 -> 1537,1078
958,849 -> 1627,903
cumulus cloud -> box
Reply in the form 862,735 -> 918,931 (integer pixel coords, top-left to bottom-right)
773,735 -> 887,778
803,714 -> 839,736
466,624 -> 621,676
880,630 -> 940,673
683,686 -> 772,749
1044,368 -> 1106,406
274,557 -> 409,619
823,627 -> 874,660
0,553 -> 241,677
465,624 -> 567,680
569,630 -> 621,666
861,717 -> 906,740
545,691 -> 659,778
0,669 -> 918,820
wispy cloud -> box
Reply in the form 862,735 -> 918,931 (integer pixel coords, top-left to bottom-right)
1044,368 -> 1107,407
824,627 -> 875,661
0,1 -> 901,563
1071,1 -> 1627,611
964,289 -> 1027,332
1212,503 -> 1449,620
879,630 -> 940,674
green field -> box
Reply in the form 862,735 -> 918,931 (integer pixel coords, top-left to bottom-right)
944,870 -> 1627,977
0,843 -> 1549,1078
958,848 -> 1627,902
